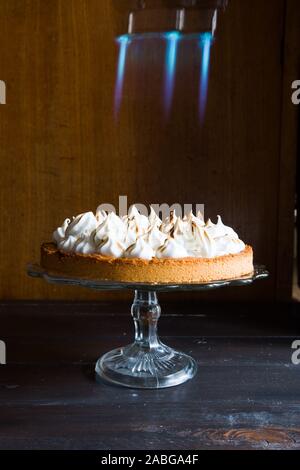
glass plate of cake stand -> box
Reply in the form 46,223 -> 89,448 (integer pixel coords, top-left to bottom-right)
27,264 -> 268,389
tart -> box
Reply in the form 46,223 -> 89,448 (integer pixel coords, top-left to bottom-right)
41,242 -> 253,283
40,205 -> 254,283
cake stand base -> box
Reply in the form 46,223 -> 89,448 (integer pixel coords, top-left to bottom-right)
96,344 -> 197,389
95,290 -> 197,389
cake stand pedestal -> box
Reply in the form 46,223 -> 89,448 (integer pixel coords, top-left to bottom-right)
28,264 -> 268,389
96,289 -> 196,388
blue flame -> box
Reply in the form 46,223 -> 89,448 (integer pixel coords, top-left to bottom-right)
114,35 -> 130,119
199,33 -> 213,123
164,31 -> 180,115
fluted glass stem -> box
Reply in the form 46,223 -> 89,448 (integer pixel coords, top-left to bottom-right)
131,290 -> 160,350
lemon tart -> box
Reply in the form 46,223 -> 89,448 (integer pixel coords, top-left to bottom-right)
41,206 -> 253,283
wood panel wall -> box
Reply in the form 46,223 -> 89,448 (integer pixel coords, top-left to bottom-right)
0,0 -> 298,301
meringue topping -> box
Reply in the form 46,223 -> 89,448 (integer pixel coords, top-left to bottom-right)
97,236 -> 125,258
53,206 -> 247,259
125,236 -> 155,260
156,237 -> 189,258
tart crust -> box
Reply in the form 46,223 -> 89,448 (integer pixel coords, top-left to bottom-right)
41,242 -> 254,283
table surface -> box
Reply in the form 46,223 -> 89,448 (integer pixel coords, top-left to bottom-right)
1,300 -> 300,450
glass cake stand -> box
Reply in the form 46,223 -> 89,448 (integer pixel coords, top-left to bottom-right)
27,264 -> 268,389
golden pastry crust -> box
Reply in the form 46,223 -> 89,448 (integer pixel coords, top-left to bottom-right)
41,242 -> 254,283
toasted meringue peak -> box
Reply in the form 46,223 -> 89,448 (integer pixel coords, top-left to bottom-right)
126,206 -> 149,235
157,237 -> 189,258
124,236 -> 155,260
145,225 -> 168,250
205,215 -> 238,239
65,212 -> 97,238
53,205 -> 246,259
53,218 -> 71,244
97,236 -> 125,258
149,206 -> 162,228
95,208 -> 107,224
74,236 -> 95,255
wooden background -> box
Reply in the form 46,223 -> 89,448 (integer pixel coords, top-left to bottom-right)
0,0 -> 298,301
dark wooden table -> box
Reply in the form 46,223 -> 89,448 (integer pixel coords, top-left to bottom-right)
1,300 -> 300,450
